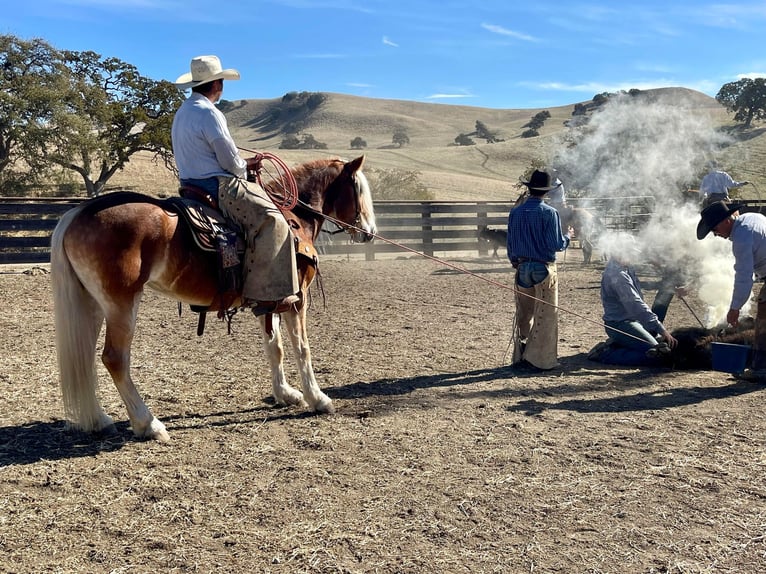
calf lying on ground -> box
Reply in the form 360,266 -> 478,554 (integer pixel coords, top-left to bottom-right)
588,318 -> 755,370
669,318 -> 754,370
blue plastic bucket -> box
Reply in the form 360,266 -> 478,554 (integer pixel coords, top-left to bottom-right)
711,342 -> 751,373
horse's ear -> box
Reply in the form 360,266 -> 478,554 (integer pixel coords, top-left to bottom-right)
345,155 -> 365,174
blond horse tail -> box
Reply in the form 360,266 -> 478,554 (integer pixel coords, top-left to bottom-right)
51,208 -> 111,432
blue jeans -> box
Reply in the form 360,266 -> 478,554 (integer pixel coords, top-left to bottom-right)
516,261 -> 549,288
180,177 -> 219,195
604,319 -> 657,351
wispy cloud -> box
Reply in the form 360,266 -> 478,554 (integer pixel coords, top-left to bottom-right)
519,78 -> 720,97
383,36 -> 399,47
481,22 -> 537,42
426,93 -> 476,101
347,82 -> 374,88
694,3 -> 766,29
736,72 -> 766,80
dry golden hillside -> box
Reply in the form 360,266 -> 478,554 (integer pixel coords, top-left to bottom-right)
112,88 -> 766,202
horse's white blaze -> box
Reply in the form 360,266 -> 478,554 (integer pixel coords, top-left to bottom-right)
354,170 -> 377,237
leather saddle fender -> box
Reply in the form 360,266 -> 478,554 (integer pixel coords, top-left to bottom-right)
167,192 -> 319,334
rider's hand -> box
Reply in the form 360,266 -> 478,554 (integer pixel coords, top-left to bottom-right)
246,156 -> 262,171
727,308 -> 740,327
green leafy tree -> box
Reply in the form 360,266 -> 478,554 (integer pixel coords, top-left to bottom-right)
392,129 -> 410,148
592,92 -> 611,106
716,78 -> 766,128
300,133 -> 327,149
350,136 -> 367,149
279,132 -> 327,150
474,120 -> 501,143
454,133 -> 475,146
0,35 -> 66,184
523,110 -> 551,131
366,167 -> 432,200
36,50 -> 184,196
279,134 -> 301,149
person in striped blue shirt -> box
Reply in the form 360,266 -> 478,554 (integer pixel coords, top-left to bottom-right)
507,169 -> 571,371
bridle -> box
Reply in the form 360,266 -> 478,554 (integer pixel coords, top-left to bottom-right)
320,173 -> 363,237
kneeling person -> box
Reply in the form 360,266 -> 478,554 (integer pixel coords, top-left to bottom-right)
588,233 -> 677,366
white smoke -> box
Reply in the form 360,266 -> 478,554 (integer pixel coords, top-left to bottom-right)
550,91 -> 745,326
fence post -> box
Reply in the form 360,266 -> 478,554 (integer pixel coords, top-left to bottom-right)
421,204 -> 433,257
477,202 -> 488,257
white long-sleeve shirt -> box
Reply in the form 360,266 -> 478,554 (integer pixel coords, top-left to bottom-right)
171,92 -> 247,180
699,170 -> 746,200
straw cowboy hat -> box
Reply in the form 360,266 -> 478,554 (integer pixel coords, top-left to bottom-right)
521,169 -> 561,192
174,55 -> 240,90
696,200 -> 744,240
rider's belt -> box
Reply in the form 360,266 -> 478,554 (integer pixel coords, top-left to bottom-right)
515,257 -> 552,265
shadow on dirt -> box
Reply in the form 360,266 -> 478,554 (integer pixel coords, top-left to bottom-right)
0,420 -> 130,467
326,355 -> 765,416
0,404 -> 320,466
508,379 -> 765,416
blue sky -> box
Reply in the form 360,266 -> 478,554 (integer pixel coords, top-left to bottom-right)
4,0 -> 766,110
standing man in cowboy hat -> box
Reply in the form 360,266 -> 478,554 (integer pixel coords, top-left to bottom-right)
506,168 -> 571,371
171,55 -> 299,316
697,200 -> 766,381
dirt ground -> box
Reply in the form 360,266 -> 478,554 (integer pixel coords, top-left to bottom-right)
0,248 -> 765,574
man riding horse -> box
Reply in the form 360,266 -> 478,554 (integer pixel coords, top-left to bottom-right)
171,55 -> 300,317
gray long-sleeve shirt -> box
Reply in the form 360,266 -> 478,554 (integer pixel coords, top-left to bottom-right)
601,258 -> 664,334
729,212 -> 766,310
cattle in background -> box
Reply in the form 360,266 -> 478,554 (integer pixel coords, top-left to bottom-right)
478,225 -> 507,258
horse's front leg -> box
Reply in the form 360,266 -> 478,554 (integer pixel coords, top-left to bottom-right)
258,314 -> 307,409
282,306 -> 334,414
102,306 -> 170,442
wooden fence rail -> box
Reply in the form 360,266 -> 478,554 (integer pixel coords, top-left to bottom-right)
0,198 -> 82,264
8,194 -> 749,265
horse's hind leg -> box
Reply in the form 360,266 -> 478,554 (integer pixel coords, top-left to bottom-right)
282,308 -> 334,413
101,301 -> 170,442
258,314 -> 308,409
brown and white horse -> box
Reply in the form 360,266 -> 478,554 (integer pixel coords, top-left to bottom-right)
51,156 -> 376,442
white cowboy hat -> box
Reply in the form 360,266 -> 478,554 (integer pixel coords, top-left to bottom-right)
174,55 -> 240,89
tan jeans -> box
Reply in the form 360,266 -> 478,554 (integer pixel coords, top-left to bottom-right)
512,263 -> 560,370
217,177 -> 299,302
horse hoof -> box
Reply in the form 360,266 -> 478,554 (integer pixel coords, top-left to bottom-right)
134,418 -> 170,443
314,397 -> 335,414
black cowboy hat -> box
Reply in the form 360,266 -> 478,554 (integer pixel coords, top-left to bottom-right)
521,169 -> 561,192
696,201 -> 744,240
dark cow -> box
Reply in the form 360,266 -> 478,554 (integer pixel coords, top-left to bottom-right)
670,317 -> 754,370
